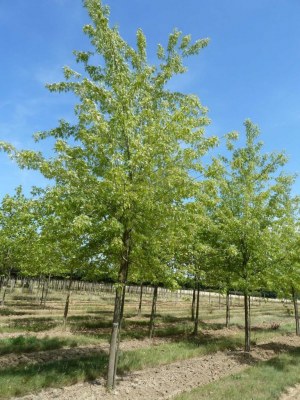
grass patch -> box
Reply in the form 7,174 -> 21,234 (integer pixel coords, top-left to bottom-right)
0,336 -> 242,398
119,336 -> 243,372
5,317 -> 58,332
0,353 -> 107,399
0,308 -> 28,316
70,319 -> 111,330
0,336 -> 78,356
175,348 -> 300,400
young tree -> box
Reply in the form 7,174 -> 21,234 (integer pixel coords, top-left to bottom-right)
206,120 -> 294,351
0,188 -> 38,291
0,0 -> 216,387
267,198 -> 300,335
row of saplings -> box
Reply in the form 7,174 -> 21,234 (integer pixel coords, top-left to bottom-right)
0,275 -> 299,390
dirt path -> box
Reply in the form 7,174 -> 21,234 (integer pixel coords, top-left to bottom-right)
12,335 -> 300,400
280,385 -> 300,400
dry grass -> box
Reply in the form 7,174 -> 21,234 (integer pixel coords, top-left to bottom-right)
0,282 -> 297,398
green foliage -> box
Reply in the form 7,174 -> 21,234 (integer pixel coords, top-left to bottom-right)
201,120 -> 294,292
0,187 -> 39,277
0,0 -> 216,286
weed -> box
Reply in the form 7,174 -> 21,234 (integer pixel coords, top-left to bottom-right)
175,348 -> 300,400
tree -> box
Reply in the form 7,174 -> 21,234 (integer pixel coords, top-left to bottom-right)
0,188 -> 36,272
206,120 -> 294,351
0,0 -> 216,387
267,197 -> 300,335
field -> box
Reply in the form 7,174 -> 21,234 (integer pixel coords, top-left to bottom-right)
0,280 -> 299,399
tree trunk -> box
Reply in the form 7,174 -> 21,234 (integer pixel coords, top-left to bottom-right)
63,279 -> 73,328
0,272 -> 10,306
244,293 -> 251,352
193,281 -> 200,336
191,285 -> 196,321
137,283 -> 143,316
112,282 -> 127,385
292,286 -> 299,336
149,285 -> 158,339
36,278 -> 41,303
1,286 -> 7,306
225,289 -> 230,328
43,275 -> 51,308
107,228 -> 131,390
40,276 -> 50,308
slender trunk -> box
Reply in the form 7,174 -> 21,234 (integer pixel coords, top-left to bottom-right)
112,283 -> 127,385
248,294 -> 251,334
107,228 -> 131,390
63,279 -> 73,328
244,293 -> 251,352
40,278 -> 46,306
137,283 -> 143,316
225,289 -> 230,328
27,278 -> 32,294
107,321 -> 119,389
21,278 -> 26,293
36,278 -> 41,303
1,286 -> 7,306
191,286 -> 196,321
292,286 -> 299,336
42,275 -> 50,308
193,281 -> 200,336
10,278 -> 15,293
149,285 -> 158,339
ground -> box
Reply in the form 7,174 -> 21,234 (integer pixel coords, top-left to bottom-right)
11,335 -> 300,400
0,281 -> 299,399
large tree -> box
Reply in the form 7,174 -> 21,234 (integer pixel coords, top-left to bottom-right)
0,0 -> 216,387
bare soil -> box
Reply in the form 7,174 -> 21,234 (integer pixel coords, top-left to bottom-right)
280,385 -> 300,400
12,335 -> 300,400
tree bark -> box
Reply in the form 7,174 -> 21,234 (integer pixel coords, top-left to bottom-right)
42,275 -> 51,308
191,285 -> 196,321
149,285 -> 158,339
225,289 -> 230,328
107,228 -> 131,390
292,286 -> 299,336
40,277 -> 46,306
138,283 -> 143,316
1,286 -> 7,306
63,279 -> 73,328
244,292 -> 251,352
193,281 -> 200,336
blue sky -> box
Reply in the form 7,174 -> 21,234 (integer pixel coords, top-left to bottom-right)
0,0 -> 300,198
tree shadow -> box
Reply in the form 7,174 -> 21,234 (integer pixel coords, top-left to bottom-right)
256,341 -> 300,354
0,351 -> 108,398
225,340 -> 300,368
0,335 -> 79,356
7,317 -> 58,332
